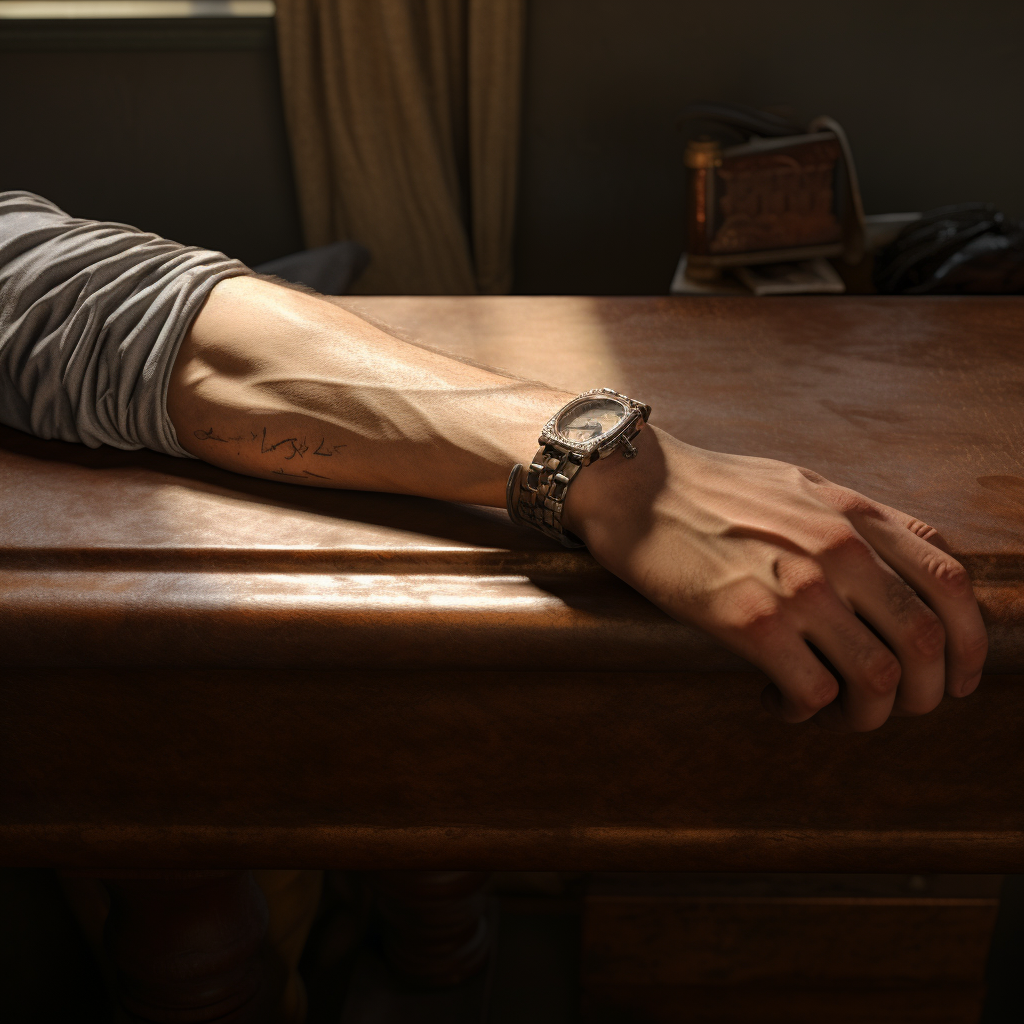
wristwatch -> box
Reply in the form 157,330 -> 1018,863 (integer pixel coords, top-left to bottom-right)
506,388 -> 651,548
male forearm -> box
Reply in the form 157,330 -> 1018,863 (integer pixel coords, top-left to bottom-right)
168,276 -> 568,506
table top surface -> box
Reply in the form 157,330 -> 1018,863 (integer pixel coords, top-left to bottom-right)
2,295 -> 1022,671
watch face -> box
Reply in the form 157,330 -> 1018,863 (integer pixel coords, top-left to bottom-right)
556,396 -> 627,443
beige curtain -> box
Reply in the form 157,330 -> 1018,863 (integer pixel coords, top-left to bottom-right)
275,0 -> 525,295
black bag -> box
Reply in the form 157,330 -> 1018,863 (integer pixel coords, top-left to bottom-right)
873,203 -> 1024,294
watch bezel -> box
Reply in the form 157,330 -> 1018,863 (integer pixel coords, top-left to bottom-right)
539,388 -> 646,458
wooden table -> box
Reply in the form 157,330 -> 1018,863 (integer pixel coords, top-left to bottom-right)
2,295 -> 1023,876
3,296 -> 1022,1022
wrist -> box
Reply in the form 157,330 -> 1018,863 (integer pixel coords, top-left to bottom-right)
560,425 -> 664,542
507,389 -> 655,547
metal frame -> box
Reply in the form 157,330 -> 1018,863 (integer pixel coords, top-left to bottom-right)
539,388 -> 651,465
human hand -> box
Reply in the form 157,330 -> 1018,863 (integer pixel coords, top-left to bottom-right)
563,427 -> 988,731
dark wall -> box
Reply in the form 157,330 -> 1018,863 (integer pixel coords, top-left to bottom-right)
513,0 -> 1024,294
0,19 -> 303,267
2,4 -> 1022,292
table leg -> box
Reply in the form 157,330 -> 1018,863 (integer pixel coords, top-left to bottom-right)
370,871 -> 492,987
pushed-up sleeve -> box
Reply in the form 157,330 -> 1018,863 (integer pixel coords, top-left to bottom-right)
0,191 -> 252,457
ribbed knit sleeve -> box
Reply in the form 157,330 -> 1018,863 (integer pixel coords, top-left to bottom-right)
0,191 -> 252,457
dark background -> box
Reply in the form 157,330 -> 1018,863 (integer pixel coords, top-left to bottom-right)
1,0 -> 1022,292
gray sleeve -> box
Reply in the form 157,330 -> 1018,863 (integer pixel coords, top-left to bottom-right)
0,190 -> 253,458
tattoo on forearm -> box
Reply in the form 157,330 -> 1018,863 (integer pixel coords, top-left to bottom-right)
272,467 -> 330,479
194,427 -> 227,442
260,426 -> 296,453
193,425 -> 349,483
283,439 -> 309,460
194,428 -> 249,443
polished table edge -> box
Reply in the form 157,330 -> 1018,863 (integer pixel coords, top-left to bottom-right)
2,565 -> 1021,671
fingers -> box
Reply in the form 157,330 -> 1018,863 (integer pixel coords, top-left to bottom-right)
729,538 -> 962,732
749,638 -> 841,725
846,507 -> 988,698
800,596 -> 904,731
751,620 -> 899,734
754,555 -> 907,730
824,544 -> 947,717
704,581 -> 840,724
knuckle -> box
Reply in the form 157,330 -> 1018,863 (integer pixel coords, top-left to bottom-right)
719,585 -> 785,637
906,517 -> 942,544
794,465 -> 826,485
832,488 -> 882,519
817,523 -> 870,560
924,555 -> 973,598
804,673 -> 840,711
782,673 -> 839,720
960,626 -> 989,663
793,577 -> 830,605
774,558 -> 829,601
743,607 -> 786,640
905,611 -> 946,661
861,651 -> 902,697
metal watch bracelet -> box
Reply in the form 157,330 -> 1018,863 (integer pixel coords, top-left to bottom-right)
505,389 -> 650,548
506,444 -> 587,548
